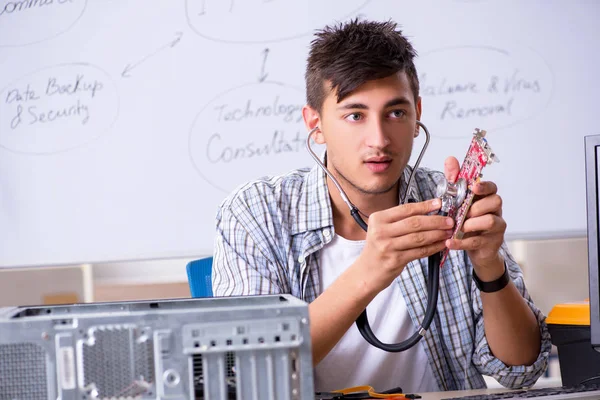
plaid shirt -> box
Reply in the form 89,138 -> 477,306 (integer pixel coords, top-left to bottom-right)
213,163 -> 551,391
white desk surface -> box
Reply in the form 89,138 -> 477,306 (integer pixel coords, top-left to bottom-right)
413,377 -> 564,399
417,388 -> 519,399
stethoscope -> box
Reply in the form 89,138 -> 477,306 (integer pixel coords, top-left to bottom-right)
306,121 -> 443,352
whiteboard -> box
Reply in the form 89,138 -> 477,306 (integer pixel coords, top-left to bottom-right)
0,0 -> 598,268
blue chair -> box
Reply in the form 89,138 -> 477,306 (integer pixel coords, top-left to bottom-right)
186,257 -> 213,298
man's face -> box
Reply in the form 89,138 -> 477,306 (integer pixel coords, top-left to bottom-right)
315,72 -> 421,196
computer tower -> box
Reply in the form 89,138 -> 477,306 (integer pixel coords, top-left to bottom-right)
0,294 -> 313,400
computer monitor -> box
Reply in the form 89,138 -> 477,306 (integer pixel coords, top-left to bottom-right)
585,134 -> 600,352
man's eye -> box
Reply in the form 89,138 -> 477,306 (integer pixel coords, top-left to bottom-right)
390,110 -> 406,118
345,113 -> 362,122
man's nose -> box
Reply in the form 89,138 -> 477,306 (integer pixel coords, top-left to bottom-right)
364,118 -> 390,148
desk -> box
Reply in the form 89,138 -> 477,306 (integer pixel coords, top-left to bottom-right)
412,378 -> 564,399
417,388 -> 517,399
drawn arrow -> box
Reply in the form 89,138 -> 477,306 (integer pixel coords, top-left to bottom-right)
198,0 -> 207,15
258,48 -> 270,83
198,0 -> 236,15
122,32 -> 183,78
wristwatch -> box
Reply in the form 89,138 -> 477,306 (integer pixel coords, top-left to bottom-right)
473,263 -> 510,293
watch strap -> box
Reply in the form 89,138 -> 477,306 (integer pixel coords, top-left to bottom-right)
473,263 -> 510,293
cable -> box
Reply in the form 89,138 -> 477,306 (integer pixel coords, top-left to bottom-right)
353,206 -> 442,352
578,375 -> 600,387
306,121 -> 441,353
352,198 -> 444,352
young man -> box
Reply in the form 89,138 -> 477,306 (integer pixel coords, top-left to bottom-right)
212,19 -> 550,393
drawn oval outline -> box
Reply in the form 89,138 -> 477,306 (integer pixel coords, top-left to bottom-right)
0,0 -> 88,47
185,0 -> 372,44
416,45 -> 555,139
188,81 -> 308,193
0,62 -> 120,155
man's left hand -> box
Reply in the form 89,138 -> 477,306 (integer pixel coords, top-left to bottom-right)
443,157 -> 506,280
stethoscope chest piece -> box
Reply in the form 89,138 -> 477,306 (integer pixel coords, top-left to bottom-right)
436,177 -> 467,214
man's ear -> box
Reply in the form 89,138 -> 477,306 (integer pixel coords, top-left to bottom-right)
414,96 -> 422,138
302,105 -> 325,144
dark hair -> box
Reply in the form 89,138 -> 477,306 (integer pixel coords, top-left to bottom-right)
305,19 -> 420,112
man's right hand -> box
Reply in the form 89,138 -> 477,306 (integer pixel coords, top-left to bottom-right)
356,198 -> 454,293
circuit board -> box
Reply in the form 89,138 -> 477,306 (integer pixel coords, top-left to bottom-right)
440,128 -> 499,266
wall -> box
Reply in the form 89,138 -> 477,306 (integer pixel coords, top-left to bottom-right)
86,236 -> 591,314
0,264 -> 93,306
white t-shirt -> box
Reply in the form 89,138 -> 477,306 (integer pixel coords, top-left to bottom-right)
314,233 -> 439,394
